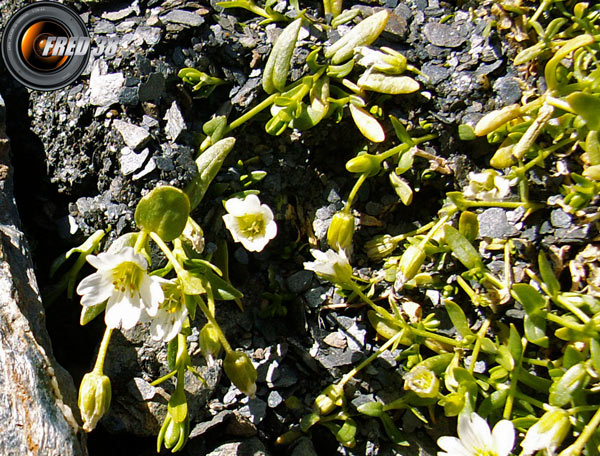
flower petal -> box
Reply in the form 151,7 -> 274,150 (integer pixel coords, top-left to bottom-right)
77,272 -> 113,306
491,419 -> 515,456
458,413 -> 491,451
224,198 -> 247,216
437,437 -> 472,456
119,294 -> 143,330
223,214 -> 242,242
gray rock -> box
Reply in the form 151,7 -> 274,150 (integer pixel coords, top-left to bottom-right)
161,10 -> 205,27
203,438 -> 270,456
287,270 -> 314,293
120,147 -> 150,175
267,390 -> 283,408
102,5 -> 135,21
138,72 -> 165,103
0,97 -> 87,455
550,208 -> 572,228
423,22 -> 467,48
113,120 -> 150,151
132,157 -> 157,180
94,20 -> 116,34
478,208 -> 517,238
89,64 -> 125,107
237,397 -> 267,425
189,410 -> 232,438
164,101 -> 187,142
134,25 -> 162,46
493,76 -> 522,106
291,437 -> 318,456
119,86 -> 139,106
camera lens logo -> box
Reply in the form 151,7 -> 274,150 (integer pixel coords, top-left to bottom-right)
2,2 -> 91,91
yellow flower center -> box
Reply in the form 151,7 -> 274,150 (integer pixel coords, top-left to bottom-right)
473,448 -> 497,456
237,214 -> 265,240
162,291 -> 183,314
112,261 -> 144,297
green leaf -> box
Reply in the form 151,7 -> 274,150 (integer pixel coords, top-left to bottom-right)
336,418 -> 357,445
566,92 -> 600,130
299,412 -> 321,432
326,59 -> 355,78
135,186 -> 190,242
458,124 -> 476,141
203,115 -> 228,144
511,284 -> 548,347
325,10 -> 389,64
549,362 -> 588,407
396,149 -> 415,175
380,412 -> 409,446
444,225 -> 484,271
591,338 -> 600,373
586,130 -> 600,165
357,73 -> 419,95
538,251 -> 561,297
80,303 -> 106,326
389,172 -> 413,205
357,401 -> 383,417
186,137 -> 236,209
458,211 -> 479,243
196,269 -> 243,301
167,338 -> 178,371
508,323 -> 522,362
50,229 -> 106,277
444,300 -> 474,338
262,18 -> 302,94
390,116 -> 414,145
349,103 -> 385,142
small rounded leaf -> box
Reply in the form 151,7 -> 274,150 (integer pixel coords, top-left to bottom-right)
135,186 -> 191,242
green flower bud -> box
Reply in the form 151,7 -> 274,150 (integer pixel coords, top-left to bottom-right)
404,365 -> 440,398
78,371 -> 111,432
314,383 -> 344,415
327,211 -> 355,252
364,234 -> 397,261
199,323 -> 222,363
224,351 -> 258,397
157,413 -> 190,453
489,143 -> 517,169
439,391 -> 466,416
397,244 -> 426,288
345,154 -> 382,175
521,408 -> 571,456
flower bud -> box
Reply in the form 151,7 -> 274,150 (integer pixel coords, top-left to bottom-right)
157,413 -> 190,453
314,383 -> 344,415
404,365 -> 440,398
364,234 -> 397,261
78,371 -> 111,432
327,211 -> 355,252
224,351 -> 258,397
346,154 -> 382,175
397,244 -> 426,288
521,408 -> 571,456
490,144 -> 517,169
199,323 -> 221,364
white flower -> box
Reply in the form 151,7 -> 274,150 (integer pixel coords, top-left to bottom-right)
76,247 -> 164,330
222,194 -> 277,252
304,249 -> 353,286
437,412 -> 515,456
463,170 -> 515,201
147,281 -> 188,342
520,408 -> 571,456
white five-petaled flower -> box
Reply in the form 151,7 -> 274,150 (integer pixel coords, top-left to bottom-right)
147,281 -> 188,342
303,249 -> 353,287
520,408 -> 571,456
463,170 -> 515,201
437,412 -> 515,456
222,194 -> 277,252
76,247 -> 165,330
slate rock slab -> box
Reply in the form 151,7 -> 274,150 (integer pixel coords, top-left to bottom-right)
0,94 -> 87,456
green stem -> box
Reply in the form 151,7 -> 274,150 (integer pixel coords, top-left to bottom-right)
196,295 -> 233,353
503,339 -> 527,420
93,327 -> 114,375
149,232 -> 186,277
546,312 -> 588,333
150,369 -> 178,386
559,406 -> 600,456
469,319 -> 491,375
389,221 -> 436,243
339,332 -> 403,386
345,173 -> 368,211
226,93 -> 279,132
134,230 -> 148,253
